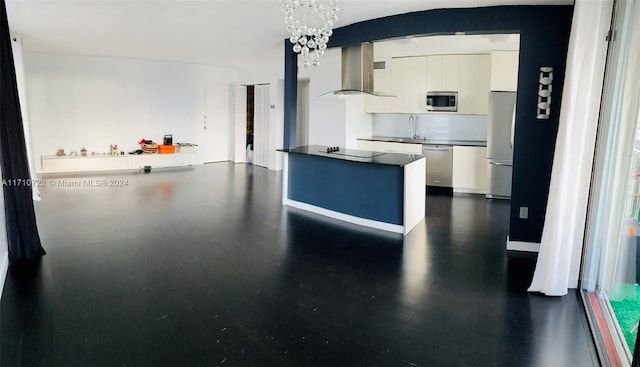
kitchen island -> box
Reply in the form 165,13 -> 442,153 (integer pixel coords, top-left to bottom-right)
279,145 -> 426,235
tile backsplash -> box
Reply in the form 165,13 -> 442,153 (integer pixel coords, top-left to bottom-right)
372,114 -> 487,141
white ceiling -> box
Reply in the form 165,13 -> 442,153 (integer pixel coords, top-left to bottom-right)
6,0 -> 571,68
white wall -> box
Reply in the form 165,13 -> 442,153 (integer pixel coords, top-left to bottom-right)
238,64 -> 283,86
270,80 -> 285,170
24,52 -> 238,172
233,85 -> 248,163
372,114 -> 487,141
239,49 -> 369,155
298,49 -> 347,147
344,95 -> 372,149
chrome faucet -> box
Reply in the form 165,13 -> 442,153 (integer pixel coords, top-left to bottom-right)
408,115 -> 419,139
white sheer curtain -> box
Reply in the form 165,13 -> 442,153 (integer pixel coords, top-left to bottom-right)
10,35 -> 40,201
528,0 -> 613,296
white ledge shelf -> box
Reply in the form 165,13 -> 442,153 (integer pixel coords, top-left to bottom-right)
41,153 -> 197,174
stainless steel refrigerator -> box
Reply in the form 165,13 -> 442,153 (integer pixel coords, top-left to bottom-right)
486,91 -> 517,199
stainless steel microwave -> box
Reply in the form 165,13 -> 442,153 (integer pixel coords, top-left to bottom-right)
426,91 -> 458,112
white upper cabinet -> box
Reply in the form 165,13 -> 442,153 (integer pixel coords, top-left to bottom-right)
391,57 -> 410,113
427,54 -> 490,115
407,57 -> 428,113
441,55 -> 459,91
474,55 -> 491,115
369,53 -> 492,115
490,50 -> 519,92
364,69 -> 393,113
391,57 -> 427,114
457,55 -> 475,115
426,55 -> 443,91
427,54 -> 460,93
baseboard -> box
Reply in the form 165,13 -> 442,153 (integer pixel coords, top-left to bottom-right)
569,277 -> 579,289
284,199 -> 404,234
506,236 -> 540,252
453,188 -> 487,195
0,251 -> 8,301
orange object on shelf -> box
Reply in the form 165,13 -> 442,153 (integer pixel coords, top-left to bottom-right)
157,145 -> 176,154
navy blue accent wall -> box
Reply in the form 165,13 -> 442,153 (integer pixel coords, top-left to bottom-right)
288,154 -> 404,225
283,5 -> 573,244
283,41 -> 298,149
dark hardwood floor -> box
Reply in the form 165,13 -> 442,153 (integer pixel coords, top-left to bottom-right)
1,163 -> 598,366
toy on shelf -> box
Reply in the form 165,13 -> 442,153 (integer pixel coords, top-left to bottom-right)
56,148 -> 65,156
81,147 -> 87,157
138,138 -> 158,154
110,144 -> 119,156
158,145 -> 176,154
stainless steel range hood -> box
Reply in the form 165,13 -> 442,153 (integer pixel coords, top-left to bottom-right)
323,43 -> 395,97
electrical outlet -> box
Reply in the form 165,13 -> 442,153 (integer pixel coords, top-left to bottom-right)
519,207 -> 529,219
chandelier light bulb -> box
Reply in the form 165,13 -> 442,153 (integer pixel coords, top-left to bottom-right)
280,0 -> 339,67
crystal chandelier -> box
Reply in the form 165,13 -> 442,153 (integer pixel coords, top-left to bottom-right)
280,0 -> 340,67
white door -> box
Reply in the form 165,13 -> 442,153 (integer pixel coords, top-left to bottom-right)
234,86 -> 247,163
253,84 -> 270,168
203,84 -> 231,163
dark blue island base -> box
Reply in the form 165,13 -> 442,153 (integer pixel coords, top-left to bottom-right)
280,145 -> 426,235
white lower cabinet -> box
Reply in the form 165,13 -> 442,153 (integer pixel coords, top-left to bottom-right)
356,140 -> 422,154
452,146 -> 488,194
357,141 -> 488,193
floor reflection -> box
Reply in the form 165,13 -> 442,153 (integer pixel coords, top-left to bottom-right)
400,222 -> 430,308
0,163 -> 598,366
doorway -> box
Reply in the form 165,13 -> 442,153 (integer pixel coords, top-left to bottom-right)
245,85 -> 254,163
251,84 -> 270,168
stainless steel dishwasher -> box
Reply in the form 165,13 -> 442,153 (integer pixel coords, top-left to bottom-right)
422,145 -> 453,187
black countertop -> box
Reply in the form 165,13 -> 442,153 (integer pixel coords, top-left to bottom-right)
278,145 -> 424,167
358,136 -> 487,147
